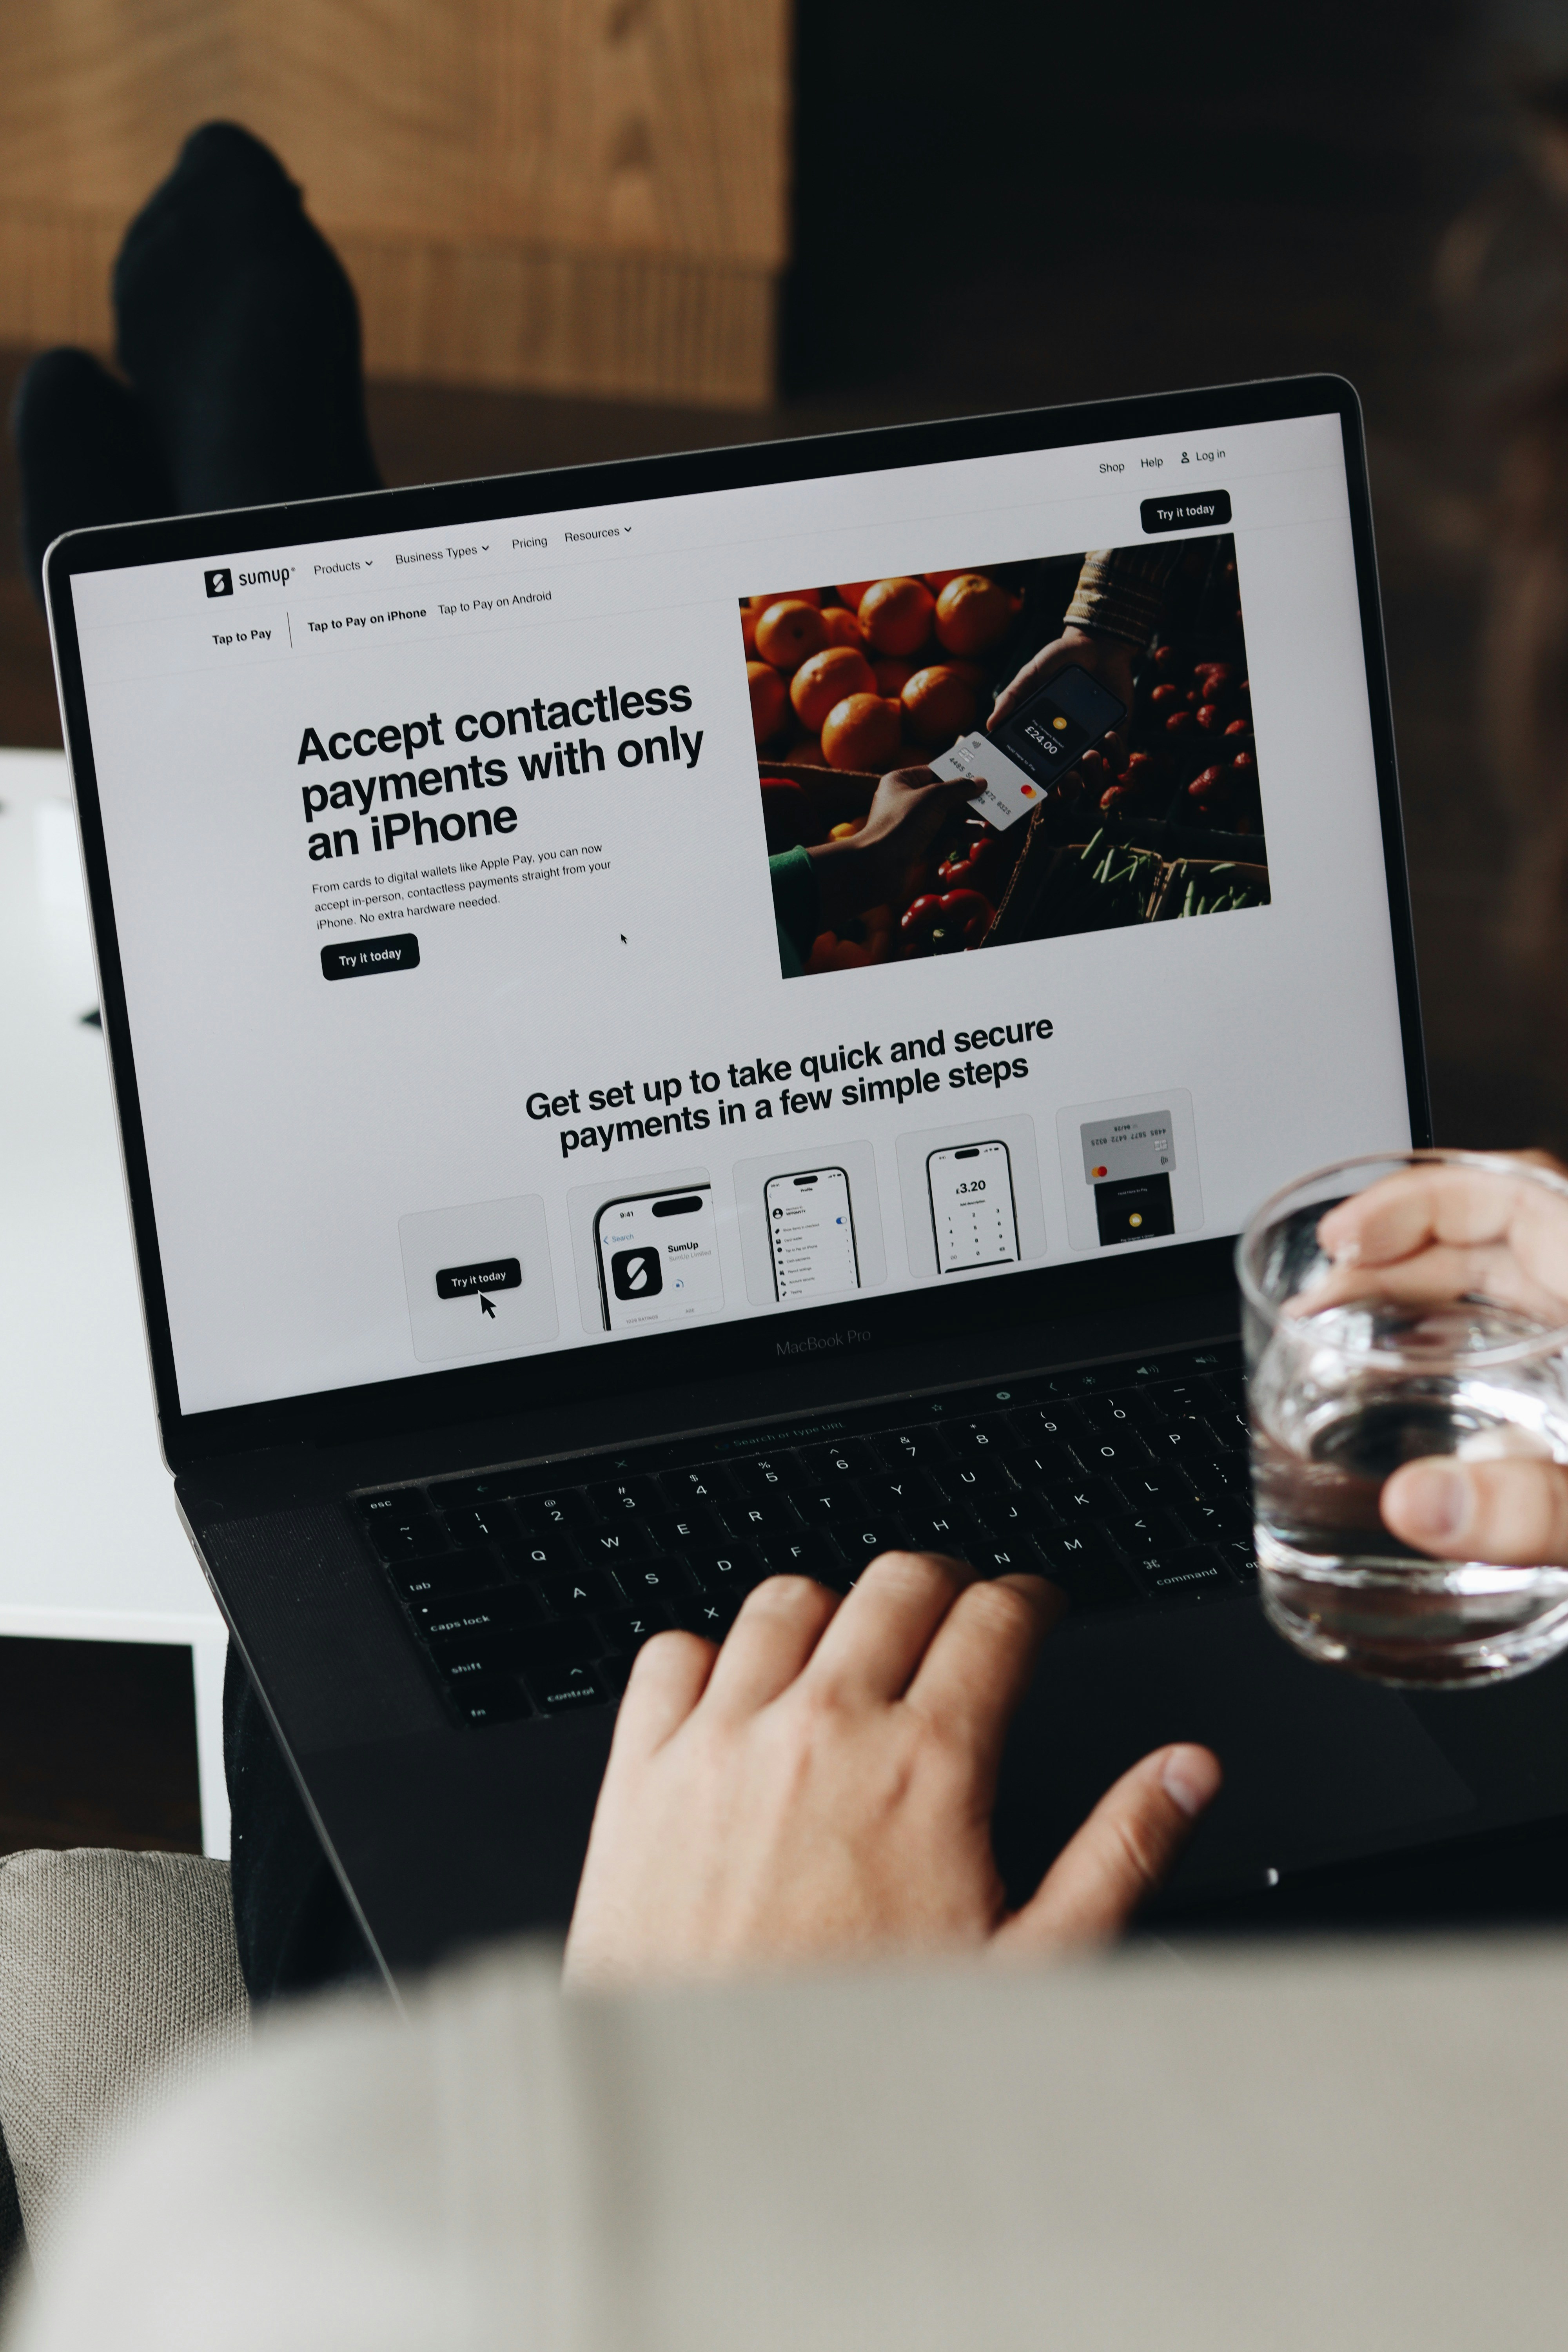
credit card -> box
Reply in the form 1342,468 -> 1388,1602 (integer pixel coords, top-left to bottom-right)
927,732 -> 1046,831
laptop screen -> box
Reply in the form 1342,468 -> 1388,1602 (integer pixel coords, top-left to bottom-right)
60,397 -> 1414,1421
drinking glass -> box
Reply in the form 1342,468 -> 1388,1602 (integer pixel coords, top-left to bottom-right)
1238,1150 -> 1568,1688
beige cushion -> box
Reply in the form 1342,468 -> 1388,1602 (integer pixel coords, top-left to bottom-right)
0,1850 -> 248,2265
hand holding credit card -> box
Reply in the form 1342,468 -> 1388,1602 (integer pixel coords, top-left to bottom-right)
929,662 -> 1127,829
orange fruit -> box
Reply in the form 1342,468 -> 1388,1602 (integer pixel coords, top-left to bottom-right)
821,692 -> 902,772
933,572 -> 1012,655
820,604 -> 867,651
790,644 -> 877,730
741,605 -> 758,655
902,663 -> 979,742
750,588 -> 821,609
748,659 -> 789,744
859,576 -> 936,656
754,599 -> 828,670
829,818 -> 864,839
922,569 -> 969,592
871,658 -> 918,699
836,581 -> 875,612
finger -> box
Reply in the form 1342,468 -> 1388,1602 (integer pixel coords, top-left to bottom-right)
801,1549 -> 974,1704
1382,1455 -> 1568,1566
903,1574 -> 1063,1784
993,1744 -> 1222,1953
989,644 -> 1065,726
608,1627 -> 718,1759
701,1574 -> 840,1718
1289,1242 -> 1560,1326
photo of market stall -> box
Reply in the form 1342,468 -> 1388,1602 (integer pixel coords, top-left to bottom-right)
748,535 -> 1270,979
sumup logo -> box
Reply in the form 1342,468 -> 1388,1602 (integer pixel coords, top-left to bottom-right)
204,568 -> 233,598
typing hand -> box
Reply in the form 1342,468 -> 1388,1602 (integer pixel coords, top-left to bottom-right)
563,1553 -> 1220,1987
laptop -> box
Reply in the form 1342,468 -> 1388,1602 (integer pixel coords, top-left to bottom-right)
44,374 -> 1568,1981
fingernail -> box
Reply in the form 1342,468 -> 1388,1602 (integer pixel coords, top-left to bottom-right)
1161,1745 -> 1222,1819
1394,1457 -> 1468,1541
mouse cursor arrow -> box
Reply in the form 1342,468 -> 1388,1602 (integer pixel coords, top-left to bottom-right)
479,1294 -> 495,1318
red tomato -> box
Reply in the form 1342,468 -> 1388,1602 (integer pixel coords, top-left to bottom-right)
1150,681 -> 1180,707
1194,703 -> 1223,731
1188,765 -> 1232,803
1152,643 -> 1180,671
1225,718 -> 1251,739
1165,710 -> 1195,736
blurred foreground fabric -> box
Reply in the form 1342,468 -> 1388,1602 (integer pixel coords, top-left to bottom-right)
5,1929 -> 1568,2350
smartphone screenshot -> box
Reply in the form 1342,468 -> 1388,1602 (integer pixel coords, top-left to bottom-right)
593,1186 -> 724,1332
766,1167 -> 860,1302
927,1142 -> 1020,1273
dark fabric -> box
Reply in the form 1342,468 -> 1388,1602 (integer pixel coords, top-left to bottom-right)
223,1644 -> 377,2005
114,121 -> 382,514
13,120 -> 383,611
10,348 -> 174,601
0,2114 -> 25,2293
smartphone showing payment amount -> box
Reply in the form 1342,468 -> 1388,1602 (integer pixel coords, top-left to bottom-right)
927,1142 -> 1019,1273
594,1186 -> 724,1331
766,1167 -> 859,1302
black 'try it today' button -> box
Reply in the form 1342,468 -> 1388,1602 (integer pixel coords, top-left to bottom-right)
321,933 -> 420,981
1140,489 -> 1231,534
436,1259 -> 522,1300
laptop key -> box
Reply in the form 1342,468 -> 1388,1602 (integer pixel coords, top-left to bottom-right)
618,1558 -> 697,1602
791,1484 -> 866,1526
945,1418 -> 1025,1468
872,1425 -> 953,1472
1043,1476 -> 1128,1524
684,1543 -> 765,1597
722,1496 -> 803,1541
581,1524 -> 657,1564
673,1591 -> 741,1640
643,1507 -> 721,1554
591,1478 -> 661,1519
513,1624 -> 602,1679
1072,1429 -> 1153,1481
837,1521 -> 915,1566
927,1463 -> 1011,1512
757,1534 -> 844,1583
535,1569 -> 621,1617
794,1439 -> 878,1480
523,1664 -> 611,1715
730,1457 -> 799,1502
596,1602 -> 674,1656
655,1466 -> 739,1508
521,1489 -> 598,1531
1126,1544 -> 1230,1602
1035,1527 -> 1130,1578
1113,1505 -> 1199,1552
389,1551 -> 510,1601
363,1519 -> 450,1565
438,1503 -> 521,1550
508,1529 -> 590,1578
413,1587 -> 544,1642
446,1676 -> 532,1727
965,1537 -> 1043,1578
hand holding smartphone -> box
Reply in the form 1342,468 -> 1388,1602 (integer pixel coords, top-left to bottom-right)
929,662 -> 1126,831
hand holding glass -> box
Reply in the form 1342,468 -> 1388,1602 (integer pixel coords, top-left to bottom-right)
1239,1151 -> 1568,1688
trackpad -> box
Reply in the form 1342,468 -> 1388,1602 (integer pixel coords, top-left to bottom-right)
993,1597 -> 1476,1901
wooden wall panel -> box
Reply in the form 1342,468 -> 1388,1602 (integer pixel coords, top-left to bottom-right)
0,0 -> 790,404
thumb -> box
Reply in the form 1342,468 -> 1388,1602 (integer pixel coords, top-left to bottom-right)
1383,1454 -> 1568,1566
990,1743 -> 1222,1955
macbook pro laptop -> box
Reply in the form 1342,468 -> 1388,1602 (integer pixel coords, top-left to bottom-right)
44,374 -> 1568,1982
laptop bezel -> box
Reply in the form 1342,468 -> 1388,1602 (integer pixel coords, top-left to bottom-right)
43,371 -> 1430,1470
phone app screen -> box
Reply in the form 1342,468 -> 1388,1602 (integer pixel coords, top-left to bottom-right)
595,1187 -> 724,1331
927,1142 -> 1019,1273
766,1167 -> 860,1302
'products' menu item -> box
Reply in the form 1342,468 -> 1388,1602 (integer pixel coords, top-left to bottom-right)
593,1187 -> 724,1332
927,1142 -> 1020,1272
766,1167 -> 860,1301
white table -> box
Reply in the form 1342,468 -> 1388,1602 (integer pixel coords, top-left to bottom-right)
0,748 -> 229,1855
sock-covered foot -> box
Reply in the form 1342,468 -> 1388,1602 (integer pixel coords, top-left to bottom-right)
113,121 -> 382,514
11,347 -> 176,603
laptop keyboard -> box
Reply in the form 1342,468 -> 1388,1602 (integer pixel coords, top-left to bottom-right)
352,1343 -> 1254,1728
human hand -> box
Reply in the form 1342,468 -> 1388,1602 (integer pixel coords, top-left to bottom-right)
1308,1152 -> 1568,1563
988,623 -> 1136,759
563,1553 -> 1221,1988
808,763 -> 976,924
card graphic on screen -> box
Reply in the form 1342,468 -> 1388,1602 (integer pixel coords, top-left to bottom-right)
932,666 -> 1127,833
593,1186 -> 723,1332
1081,1113 -> 1176,1248
766,1167 -> 859,1302
927,1142 -> 1020,1273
